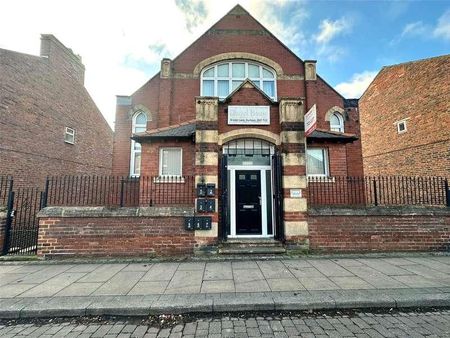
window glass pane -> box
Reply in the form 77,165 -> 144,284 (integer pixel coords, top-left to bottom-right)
135,113 -> 146,125
263,81 -> 275,97
203,67 -> 214,77
232,63 -> 245,77
307,149 -> 327,176
135,126 -> 146,133
218,80 -> 229,97
248,64 -> 260,78
217,64 -> 229,77
262,68 -> 274,78
330,114 -> 340,126
232,80 -> 242,91
202,80 -> 214,96
161,149 -> 182,176
250,79 -> 260,88
266,170 -> 272,235
134,153 -> 141,175
134,142 -> 141,151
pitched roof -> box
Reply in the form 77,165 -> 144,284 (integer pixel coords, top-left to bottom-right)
307,129 -> 358,143
132,121 -> 196,142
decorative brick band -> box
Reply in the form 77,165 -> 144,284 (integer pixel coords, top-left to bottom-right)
196,121 -> 219,130
280,122 -> 305,131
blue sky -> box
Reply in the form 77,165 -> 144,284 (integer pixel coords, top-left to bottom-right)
0,0 -> 449,127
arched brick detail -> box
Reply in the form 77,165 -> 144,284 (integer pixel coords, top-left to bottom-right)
128,104 -> 152,121
324,106 -> 345,122
193,52 -> 284,77
218,129 -> 280,145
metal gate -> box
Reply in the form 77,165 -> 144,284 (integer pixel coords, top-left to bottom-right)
3,183 -> 44,255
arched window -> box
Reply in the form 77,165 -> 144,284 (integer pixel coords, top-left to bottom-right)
330,112 -> 344,133
130,112 -> 147,176
201,61 -> 276,100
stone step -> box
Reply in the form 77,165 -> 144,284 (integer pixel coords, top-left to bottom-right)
219,239 -> 286,254
218,245 -> 286,254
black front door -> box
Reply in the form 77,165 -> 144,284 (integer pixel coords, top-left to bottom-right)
235,170 -> 262,234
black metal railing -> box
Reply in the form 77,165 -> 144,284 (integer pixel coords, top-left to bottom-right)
44,175 -> 195,207
308,176 -> 449,207
0,175 -> 13,207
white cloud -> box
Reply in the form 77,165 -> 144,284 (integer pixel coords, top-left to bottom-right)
433,9 -> 450,41
335,71 -> 378,98
315,18 -> 352,44
401,21 -> 428,37
0,0 -> 308,128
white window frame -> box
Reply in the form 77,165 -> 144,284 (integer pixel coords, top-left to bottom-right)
130,112 -> 147,177
395,119 -> 407,134
159,147 -> 183,177
200,60 -> 277,100
330,112 -> 344,133
64,127 -> 75,144
306,148 -> 330,177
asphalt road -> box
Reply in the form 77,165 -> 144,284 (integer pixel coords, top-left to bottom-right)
0,309 -> 449,337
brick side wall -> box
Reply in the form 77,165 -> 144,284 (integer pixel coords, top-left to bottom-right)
0,37 -> 113,188
38,211 -> 199,257
308,208 -> 450,252
360,55 -> 450,178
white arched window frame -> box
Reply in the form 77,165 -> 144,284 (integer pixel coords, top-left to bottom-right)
201,61 -> 277,100
330,112 -> 344,133
130,112 -> 147,176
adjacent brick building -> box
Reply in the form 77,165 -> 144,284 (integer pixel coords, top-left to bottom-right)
0,34 -> 113,188
110,5 -> 364,251
360,55 -> 450,178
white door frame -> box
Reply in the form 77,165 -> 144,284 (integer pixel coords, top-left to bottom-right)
228,165 -> 273,238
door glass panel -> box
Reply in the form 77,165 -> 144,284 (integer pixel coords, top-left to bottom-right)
266,170 -> 273,235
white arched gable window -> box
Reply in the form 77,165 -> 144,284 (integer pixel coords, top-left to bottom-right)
330,112 -> 344,133
130,111 -> 147,176
201,61 -> 277,100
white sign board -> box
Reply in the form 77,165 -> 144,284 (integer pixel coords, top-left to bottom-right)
228,105 -> 270,125
290,189 -> 302,198
305,104 -> 317,136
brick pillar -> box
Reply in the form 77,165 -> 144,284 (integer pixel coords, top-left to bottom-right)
158,58 -> 173,128
279,98 -> 308,250
0,208 -> 6,254
112,96 -> 133,176
194,97 -> 219,253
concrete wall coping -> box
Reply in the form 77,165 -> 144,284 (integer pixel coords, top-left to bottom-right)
38,206 -> 194,218
308,206 -> 450,216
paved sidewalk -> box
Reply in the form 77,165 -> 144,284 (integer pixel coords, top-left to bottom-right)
0,255 -> 449,318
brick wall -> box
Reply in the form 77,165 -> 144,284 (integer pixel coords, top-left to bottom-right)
0,35 -> 113,188
37,207 -> 202,257
308,207 -> 450,252
360,55 -> 450,178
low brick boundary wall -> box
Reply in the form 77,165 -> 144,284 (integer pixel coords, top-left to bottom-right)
308,207 -> 450,252
37,207 -> 198,258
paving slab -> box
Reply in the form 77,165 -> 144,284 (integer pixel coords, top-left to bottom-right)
0,255 -> 449,318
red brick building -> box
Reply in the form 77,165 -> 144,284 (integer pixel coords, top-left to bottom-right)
360,55 -> 450,178
112,5 -> 363,248
0,34 -> 113,188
